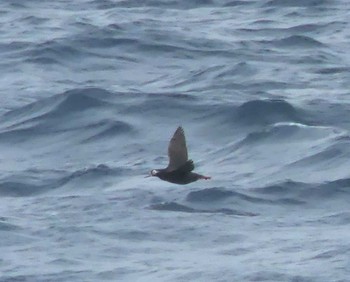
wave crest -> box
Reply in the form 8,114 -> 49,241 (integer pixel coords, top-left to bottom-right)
236,99 -> 301,125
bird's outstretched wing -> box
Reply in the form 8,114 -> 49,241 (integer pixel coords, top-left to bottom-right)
166,126 -> 189,171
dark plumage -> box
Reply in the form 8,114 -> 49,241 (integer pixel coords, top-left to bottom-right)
149,126 -> 211,184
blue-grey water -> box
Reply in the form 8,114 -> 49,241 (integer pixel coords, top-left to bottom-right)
1,0 -> 350,281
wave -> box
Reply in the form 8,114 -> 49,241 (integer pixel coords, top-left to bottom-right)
315,67 -> 350,75
0,88 -> 135,143
238,22 -> 340,38
323,177 -> 350,190
74,36 -> 140,50
0,181 -> 46,197
0,218 -> 21,231
45,88 -> 111,117
317,212 -> 350,225
24,40 -> 84,65
214,62 -> 257,79
82,120 -> 134,143
148,201 -> 257,216
102,0 -> 222,9
3,88 -> 200,125
253,178 -> 350,202
3,88 -> 113,121
186,187 -> 237,202
235,99 -> 302,126
286,145 -> 342,168
186,187 -> 305,206
118,92 -> 200,118
0,41 -> 31,56
60,164 -> 124,183
243,123 -> 343,146
1,93 -> 313,143
224,1 -> 253,7
0,165 -> 125,197
265,0 -> 329,7
274,35 -> 324,48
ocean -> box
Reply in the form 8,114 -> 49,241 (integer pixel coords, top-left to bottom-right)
1,0 -> 350,281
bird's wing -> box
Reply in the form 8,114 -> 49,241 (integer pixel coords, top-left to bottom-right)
175,159 -> 195,173
166,126 -> 188,171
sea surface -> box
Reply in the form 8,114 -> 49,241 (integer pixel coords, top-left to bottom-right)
1,0 -> 350,281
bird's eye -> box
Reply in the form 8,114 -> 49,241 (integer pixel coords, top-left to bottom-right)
151,170 -> 157,176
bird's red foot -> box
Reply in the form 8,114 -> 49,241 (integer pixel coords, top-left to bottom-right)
200,175 -> 211,180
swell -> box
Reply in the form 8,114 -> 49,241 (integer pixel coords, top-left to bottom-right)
243,22 -> 343,35
0,89 -> 344,149
0,165 -> 126,197
3,88 -> 113,122
21,26 -> 237,68
235,99 -> 303,126
24,39 -> 87,65
148,201 -> 257,216
253,178 -> 350,202
186,187 -> 305,206
128,97 -> 309,128
92,0 -> 232,9
233,35 -> 325,50
0,88 -> 134,143
0,219 -> 21,231
285,138 -> 350,168
159,177 -> 350,210
241,123 -> 343,146
265,0 -> 329,7
273,35 -> 325,48
82,120 -> 134,143
0,92 -> 317,147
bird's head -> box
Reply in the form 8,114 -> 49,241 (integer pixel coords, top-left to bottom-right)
145,169 -> 160,178
150,169 -> 159,176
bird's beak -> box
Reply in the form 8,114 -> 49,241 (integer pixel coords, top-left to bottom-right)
145,174 -> 151,178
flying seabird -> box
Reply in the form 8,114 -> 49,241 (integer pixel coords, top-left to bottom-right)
148,126 -> 211,184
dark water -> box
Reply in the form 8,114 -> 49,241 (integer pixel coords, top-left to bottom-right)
1,0 -> 350,281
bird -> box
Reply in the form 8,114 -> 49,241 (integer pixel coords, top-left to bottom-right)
148,126 -> 211,184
